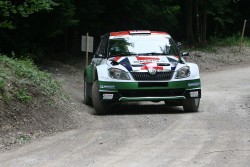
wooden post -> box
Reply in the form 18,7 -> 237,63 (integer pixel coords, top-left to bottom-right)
239,20 -> 247,52
86,33 -> 89,67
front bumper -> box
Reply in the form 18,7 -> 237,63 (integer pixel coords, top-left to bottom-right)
98,79 -> 201,102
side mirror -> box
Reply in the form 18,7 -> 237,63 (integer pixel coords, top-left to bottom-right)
94,53 -> 102,58
181,52 -> 189,57
177,42 -> 182,50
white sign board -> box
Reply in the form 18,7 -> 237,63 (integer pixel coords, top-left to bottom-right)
81,35 -> 94,52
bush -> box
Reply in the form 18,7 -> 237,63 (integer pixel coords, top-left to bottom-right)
0,54 -> 61,103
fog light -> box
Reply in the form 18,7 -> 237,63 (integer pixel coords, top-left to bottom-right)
103,94 -> 114,100
190,91 -> 199,97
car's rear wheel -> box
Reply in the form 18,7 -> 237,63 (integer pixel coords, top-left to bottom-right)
183,98 -> 200,112
92,80 -> 110,115
83,76 -> 92,106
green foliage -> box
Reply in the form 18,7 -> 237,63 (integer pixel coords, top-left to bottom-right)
0,63 -> 9,91
0,0 -> 248,58
207,0 -> 239,32
0,93 -> 12,103
76,0 -> 104,31
17,135 -> 30,143
209,35 -> 240,46
0,20 -> 15,29
209,34 -> 250,46
44,0 -> 78,38
187,34 -> 250,52
0,78 -> 4,88
0,0 -> 57,29
0,54 -> 61,103
17,88 -> 32,102
101,0 -> 180,31
244,37 -> 250,45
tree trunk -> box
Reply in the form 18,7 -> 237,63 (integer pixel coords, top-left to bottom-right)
201,0 -> 207,46
186,0 -> 194,44
195,0 -> 201,44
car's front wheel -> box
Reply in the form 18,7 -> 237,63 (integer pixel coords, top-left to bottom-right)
183,98 -> 200,112
91,80 -> 110,115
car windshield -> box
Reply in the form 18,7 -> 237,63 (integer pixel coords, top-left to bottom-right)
108,35 -> 179,57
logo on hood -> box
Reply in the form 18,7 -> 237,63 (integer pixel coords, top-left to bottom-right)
148,68 -> 157,75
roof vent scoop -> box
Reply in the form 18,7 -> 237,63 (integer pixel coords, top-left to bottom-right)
129,30 -> 151,35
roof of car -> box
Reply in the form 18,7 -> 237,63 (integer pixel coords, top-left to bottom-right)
110,30 -> 169,36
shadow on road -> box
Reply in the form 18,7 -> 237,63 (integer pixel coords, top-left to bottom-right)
99,102 -> 194,116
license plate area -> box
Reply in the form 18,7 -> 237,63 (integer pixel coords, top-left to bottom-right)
138,82 -> 168,87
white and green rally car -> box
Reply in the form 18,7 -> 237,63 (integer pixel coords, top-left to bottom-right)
84,30 -> 201,114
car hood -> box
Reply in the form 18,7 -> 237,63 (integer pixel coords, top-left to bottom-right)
107,55 -> 180,72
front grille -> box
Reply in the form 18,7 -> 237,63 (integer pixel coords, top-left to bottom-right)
130,71 -> 174,81
119,89 -> 185,97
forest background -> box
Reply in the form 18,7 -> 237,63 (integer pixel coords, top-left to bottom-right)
0,0 -> 249,60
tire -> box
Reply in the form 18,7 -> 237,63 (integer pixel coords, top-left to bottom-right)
83,76 -> 92,106
183,98 -> 200,112
91,80 -> 110,115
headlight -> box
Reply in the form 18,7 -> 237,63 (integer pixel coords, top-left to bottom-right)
175,66 -> 190,79
108,68 -> 130,80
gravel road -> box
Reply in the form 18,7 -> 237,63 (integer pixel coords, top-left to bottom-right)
0,66 -> 250,167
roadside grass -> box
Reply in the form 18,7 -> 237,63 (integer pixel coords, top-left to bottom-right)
0,54 -> 62,103
185,34 -> 250,52
209,34 -> 250,47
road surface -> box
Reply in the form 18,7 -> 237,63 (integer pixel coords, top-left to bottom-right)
0,66 -> 250,167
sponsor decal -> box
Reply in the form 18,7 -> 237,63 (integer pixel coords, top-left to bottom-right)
137,60 -> 161,63
171,67 -> 176,71
119,57 -> 133,71
167,56 -> 178,71
103,94 -> 114,100
141,63 -> 164,70
188,82 -> 200,87
113,56 -> 122,61
110,55 -> 176,72
111,56 -> 133,71
100,85 -> 115,89
190,91 -> 199,97
136,56 -> 160,61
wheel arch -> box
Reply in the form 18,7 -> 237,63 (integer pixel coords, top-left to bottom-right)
84,65 -> 98,83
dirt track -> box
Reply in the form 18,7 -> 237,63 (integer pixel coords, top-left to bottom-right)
0,63 -> 250,166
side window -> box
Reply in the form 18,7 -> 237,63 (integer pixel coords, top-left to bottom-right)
169,38 -> 180,56
95,40 -> 102,55
96,35 -> 109,57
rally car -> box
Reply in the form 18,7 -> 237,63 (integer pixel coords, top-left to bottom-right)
84,30 -> 201,115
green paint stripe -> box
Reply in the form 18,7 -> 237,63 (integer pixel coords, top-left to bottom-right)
99,79 -> 201,91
